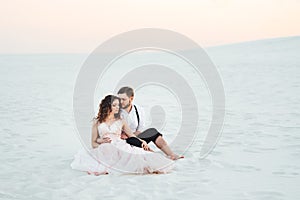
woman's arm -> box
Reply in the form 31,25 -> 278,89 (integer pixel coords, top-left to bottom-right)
91,121 -> 100,148
92,121 -> 112,147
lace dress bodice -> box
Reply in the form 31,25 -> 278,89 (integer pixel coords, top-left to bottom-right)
97,119 -> 123,139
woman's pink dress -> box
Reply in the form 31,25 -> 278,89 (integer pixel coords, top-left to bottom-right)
71,119 -> 174,174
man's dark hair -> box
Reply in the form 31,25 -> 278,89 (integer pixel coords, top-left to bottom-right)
117,86 -> 134,97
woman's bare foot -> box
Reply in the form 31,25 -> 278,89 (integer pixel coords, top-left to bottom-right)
152,170 -> 164,174
94,171 -> 109,176
87,171 -> 109,176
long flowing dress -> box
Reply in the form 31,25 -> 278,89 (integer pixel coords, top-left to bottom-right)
71,119 -> 174,174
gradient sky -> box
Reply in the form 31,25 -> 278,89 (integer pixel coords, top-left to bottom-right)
1,0 -> 299,53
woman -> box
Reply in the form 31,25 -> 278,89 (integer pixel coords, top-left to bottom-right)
71,95 -> 174,175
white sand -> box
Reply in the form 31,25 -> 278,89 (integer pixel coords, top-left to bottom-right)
0,36 -> 299,199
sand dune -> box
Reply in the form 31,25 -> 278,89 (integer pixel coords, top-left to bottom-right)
0,36 -> 299,199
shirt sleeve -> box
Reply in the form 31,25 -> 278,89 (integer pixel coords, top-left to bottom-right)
120,110 -> 131,131
137,105 -> 146,132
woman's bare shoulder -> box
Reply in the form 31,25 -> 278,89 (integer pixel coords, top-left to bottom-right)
92,119 -> 100,127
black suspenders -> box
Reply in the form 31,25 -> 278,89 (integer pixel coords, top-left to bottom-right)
134,105 -> 140,130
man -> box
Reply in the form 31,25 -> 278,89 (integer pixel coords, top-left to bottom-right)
117,86 -> 183,160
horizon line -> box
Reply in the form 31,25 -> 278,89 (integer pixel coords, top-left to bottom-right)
1,35 -> 299,55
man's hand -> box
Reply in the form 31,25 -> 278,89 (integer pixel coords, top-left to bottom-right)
141,140 -> 151,151
96,137 -> 112,144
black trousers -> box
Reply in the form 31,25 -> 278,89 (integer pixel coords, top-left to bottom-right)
126,128 -> 163,148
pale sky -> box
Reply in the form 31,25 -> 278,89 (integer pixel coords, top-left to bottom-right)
0,0 -> 299,53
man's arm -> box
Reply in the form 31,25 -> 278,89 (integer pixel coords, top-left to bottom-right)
122,119 -> 150,151
133,131 -> 142,136
136,105 -> 146,132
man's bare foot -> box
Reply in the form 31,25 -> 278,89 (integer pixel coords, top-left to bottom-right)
169,154 -> 184,160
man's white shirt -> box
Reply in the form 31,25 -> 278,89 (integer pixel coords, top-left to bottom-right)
120,104 -> 145,133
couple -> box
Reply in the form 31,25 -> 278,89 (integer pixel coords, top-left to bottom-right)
71,87 -> 183,175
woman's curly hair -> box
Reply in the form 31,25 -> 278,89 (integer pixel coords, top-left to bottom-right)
95,95 -> 121,123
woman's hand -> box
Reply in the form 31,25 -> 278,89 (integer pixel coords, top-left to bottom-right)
97,137 -> 112,144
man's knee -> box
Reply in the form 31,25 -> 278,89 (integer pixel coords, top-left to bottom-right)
148,128 -> 157,133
